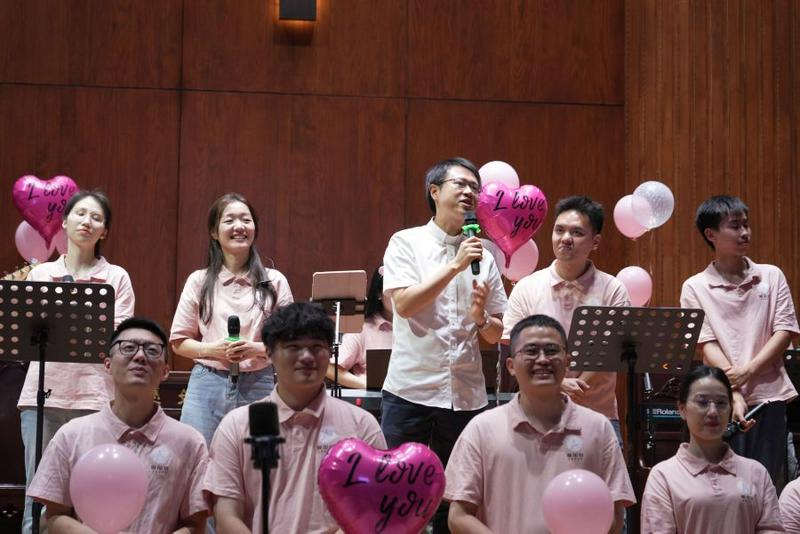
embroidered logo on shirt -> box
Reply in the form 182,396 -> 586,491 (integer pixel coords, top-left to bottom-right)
738,479 -> 755,501
149,445 -> 172,476
564,435 -> 584,461
756,281 -> 770,299
317,426 -> 339,452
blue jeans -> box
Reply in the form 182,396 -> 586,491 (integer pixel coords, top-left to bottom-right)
180,364 -> 275,446
20,407 -> 95,534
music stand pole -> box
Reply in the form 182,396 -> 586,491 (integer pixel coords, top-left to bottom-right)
31,327 -> 49,534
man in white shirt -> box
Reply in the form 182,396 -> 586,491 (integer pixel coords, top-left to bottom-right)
381,157 -> 508,532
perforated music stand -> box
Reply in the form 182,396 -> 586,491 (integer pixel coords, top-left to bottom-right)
567,306 -> 704,500
0,280 -> 114,534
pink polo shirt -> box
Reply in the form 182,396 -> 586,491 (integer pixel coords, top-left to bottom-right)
17,256 -> 135,411
444,393 -> 635,534
27,403 -> 209,534
502,261 -> 629,419
680,258 -> 799,404
780,478 -> 800,533
170,266 -> 293,372
641,443 -> 782,533
332,315 -> 393,375
204,385 -> 386,533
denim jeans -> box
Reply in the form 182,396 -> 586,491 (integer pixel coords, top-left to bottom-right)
180,363 -> 275,446
20,407 -> 95,534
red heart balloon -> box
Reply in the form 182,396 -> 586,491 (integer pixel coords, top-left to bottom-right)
476,182 -> 548,267
318,439 -> 445,534
12,175 -> 79,248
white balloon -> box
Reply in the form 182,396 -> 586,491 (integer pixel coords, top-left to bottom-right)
632,181 -> 674,229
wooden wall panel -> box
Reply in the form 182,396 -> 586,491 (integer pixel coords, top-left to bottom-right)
0,0 -> 182,87
626,0 -> 800,308
0,85 -> 181,328
182,0 -> 407,95
405,100 -> 628,276
408,0 -> 624,104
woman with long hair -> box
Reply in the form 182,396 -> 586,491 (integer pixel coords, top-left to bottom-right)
18,190 -> 135,533
170,193 -> 293,445
640,365 -> 782,533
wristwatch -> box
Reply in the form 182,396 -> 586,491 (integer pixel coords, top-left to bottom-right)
477,309 -> 491,331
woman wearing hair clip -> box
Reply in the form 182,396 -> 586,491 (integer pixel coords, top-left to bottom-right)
326,265 -> 393,389
640,365 -> 782,533
170,193 -> 293,445
18,189 -> 135,533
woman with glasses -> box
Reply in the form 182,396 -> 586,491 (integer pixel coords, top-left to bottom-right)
17,189 -> 135,533
170,193 -> 293,445
640,365 -> 782,533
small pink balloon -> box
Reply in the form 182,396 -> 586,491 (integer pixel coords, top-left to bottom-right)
12,174 -> 78,247
503,239 -> 539,282
542,469 -> 614,534
69,444 -> 148,534
15,221 -> 55,264
318,439 -> 445,534
52,228 -> 69,254
478,160 -> 520,189
616,266 -> 653,306
613,195 -> 648,239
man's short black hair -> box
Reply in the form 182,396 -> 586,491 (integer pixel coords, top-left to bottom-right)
509,314 -> 568,351
109,317 -> 169,359
554,196 -> 604,234
424,157 -> 481,214
695,195 -> 749,250
261,302 -> 335,351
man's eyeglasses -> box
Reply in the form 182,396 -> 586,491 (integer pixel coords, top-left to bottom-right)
513,344 -> 565,361
441,178 -> 481,193
111,340 -> 165,360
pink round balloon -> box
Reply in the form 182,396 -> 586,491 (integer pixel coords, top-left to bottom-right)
503,239 -> 539,282
12,174 -> 78,247
15,221 -> 55,264
318,438 -> 445,534
69,444 -> 148,534
478,160 -> 520,189
52,228 -> 69,255
616,266 -> 653,306
542,469 -> 614,534
476,182 -> 548,266
613,195 -> 648,239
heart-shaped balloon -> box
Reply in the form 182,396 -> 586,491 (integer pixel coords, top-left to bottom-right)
12,175 -> 79,248
476,182 -> 548,267
318,439 -> 445,534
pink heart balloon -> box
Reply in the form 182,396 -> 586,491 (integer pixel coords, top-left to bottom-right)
318,439 -> 445,534
476,182 -> 548,267
12,175 -> 79,248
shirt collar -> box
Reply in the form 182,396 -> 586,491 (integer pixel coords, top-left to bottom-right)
705,257 -> 761,289
676,442 -> 738,476
271,384 -> 327,424
425,218 -> 463,246
548,260 -> 597,291
219,265 -> 253,287
508,392 -> 581,435
55,255 -> 111,282
102,402 -> 167,444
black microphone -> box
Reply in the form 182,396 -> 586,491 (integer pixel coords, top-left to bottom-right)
246,402 -> 285,533
462,211 -> 481,275
723,400 -> 770,440
227,315 -> 241,381
61,275 -> 74,282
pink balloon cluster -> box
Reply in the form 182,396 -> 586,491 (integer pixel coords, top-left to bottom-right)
542,469 -> 614,534
613,180 -> 674,239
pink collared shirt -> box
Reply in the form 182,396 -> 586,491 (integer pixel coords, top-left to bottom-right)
17,256 -> 135,411
780,478 -> 800,533
681,258 -> 799,404
444,393 -> 635,534
204,386 -> 386,533
170,266 -> 293,372
382,219 -> 508,410
641,443 -> 783,533
502,261 -> 629,419
332,314 -> 393,375
27,403 -> 209,534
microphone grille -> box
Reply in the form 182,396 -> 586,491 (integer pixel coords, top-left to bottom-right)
249,401 -> 280,437
464,211 -> 478,224
62,275 -> 75,282
227,315 -> 241,336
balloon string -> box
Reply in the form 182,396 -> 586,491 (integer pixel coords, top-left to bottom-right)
649,230 -> 655,304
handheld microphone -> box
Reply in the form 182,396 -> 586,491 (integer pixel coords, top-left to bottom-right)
462,211 -> 481,276
723,400 -> 770,440
61,275 -> 74,282
245,401 -> 285,533
227,315 -> 241,381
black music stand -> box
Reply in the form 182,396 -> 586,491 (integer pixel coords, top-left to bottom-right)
0,280 -> 114,534
568,305 -> 704,529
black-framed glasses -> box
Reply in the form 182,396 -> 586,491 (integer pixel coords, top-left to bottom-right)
513,344 -> 565,361
111,339 -> 165,360
441,178 -> 482,193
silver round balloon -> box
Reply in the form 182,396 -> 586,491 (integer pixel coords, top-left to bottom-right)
632,181 -> 674,229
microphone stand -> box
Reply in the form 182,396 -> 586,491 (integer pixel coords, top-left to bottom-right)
245,433 -> 285,534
